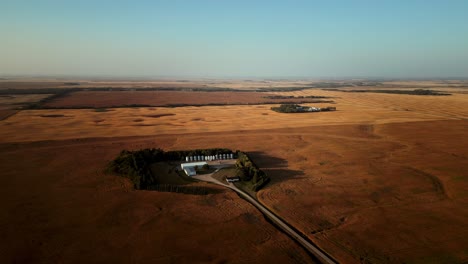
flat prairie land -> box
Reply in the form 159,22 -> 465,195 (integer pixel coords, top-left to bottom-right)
43,90 -> 329,108
1,89 -> 467,142
0,82 -> 467,263
0,94 -> 52,120
0,79 -> 317,90
0,137 -> 315,264
0,80 -> 206,89
252,121 -> 468,263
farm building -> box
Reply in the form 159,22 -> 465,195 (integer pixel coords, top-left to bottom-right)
181,162 -> 208,176
185,154 -> 234,162
226,176 -> 240,183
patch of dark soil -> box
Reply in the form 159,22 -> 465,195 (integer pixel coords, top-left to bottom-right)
143,113 -> 175,118
39,114 -> 72,118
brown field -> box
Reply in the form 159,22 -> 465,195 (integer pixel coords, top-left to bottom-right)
43,90 -> 330,108
0,137 -> 314,263
2,78 -> 467,91
253,121 -> 468,263
0,80 -> 207,89
0,94 -> 52,120
0,81 -> 467,263
0,79 -> 317,90
1,89 -> 466,142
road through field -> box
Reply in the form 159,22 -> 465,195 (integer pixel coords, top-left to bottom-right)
193,170 -> 337,264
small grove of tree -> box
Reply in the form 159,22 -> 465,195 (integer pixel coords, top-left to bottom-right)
194,164 -> 210,173
107,148 -> 270,192
236,152 -> 270,191
106,149 -> 163,189
106,148 -> 234,190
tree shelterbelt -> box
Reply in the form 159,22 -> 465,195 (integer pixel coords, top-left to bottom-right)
107,148 -> 270,191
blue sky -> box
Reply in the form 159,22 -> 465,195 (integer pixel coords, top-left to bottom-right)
1,0 -> 467,78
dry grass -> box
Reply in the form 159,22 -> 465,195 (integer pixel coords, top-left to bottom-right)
0,79 -> 316,89
0,94 -> 53,120
0,94 -> 52,105
250,121 -> 467,263
0,83 -> 467,263
1,90 -> 467,143
0,137 -> 315,264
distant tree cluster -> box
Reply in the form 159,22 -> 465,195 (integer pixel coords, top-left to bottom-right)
236,152 -> 270,191
271,104 -> 304,113
271,104 -> 336,113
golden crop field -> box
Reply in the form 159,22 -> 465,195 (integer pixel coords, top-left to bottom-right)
0,82 -> 467,263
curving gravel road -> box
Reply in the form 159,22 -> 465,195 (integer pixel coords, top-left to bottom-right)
193,170 -> 337,264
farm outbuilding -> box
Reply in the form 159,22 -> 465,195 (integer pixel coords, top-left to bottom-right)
183,166 -> 196,176
226,176 -> 240,183
181,162 -> 208,176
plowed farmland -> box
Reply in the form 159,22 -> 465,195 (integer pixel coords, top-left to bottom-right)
0,82 -> 467,263
0,137 -> 315,264
43,90 -> 330,108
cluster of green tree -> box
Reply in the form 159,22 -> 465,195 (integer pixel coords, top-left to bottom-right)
106,149 -> 157,189
106,148 -> 233,190
263,95 -> 329,99
271,104 -> 305,113
235,152 -> 270,191
331,89 -> 451,96
107,147 -> 271,192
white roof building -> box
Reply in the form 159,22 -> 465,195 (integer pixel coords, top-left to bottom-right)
183,166 -> 196,176
181,162 -> 208,177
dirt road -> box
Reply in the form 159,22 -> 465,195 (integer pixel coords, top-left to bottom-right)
192,171 -> 337,264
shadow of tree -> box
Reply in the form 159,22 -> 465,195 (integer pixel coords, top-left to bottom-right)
248,151 -> 289,168
247,151 -> 305,188
146,185 -> 224,195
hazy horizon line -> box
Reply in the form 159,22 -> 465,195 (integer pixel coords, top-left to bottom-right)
2,74 -> 468,82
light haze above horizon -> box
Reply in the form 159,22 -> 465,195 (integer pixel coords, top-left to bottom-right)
1,1 -> 468,79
